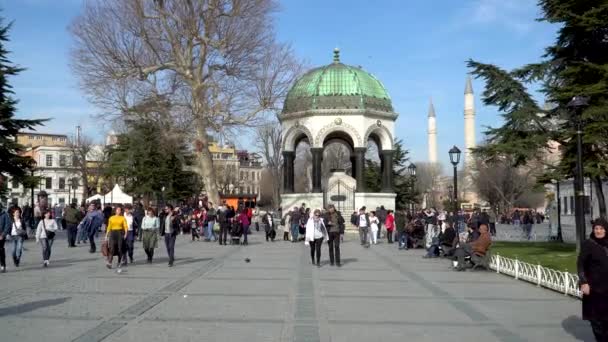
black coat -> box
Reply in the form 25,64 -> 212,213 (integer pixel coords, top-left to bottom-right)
577,237 -> 608,321
159,214 -> 180,237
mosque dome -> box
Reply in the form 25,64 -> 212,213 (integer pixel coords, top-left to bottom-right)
281,49 -> 393,115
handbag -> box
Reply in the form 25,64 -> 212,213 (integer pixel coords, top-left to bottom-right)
42,220 -> 55,240
101,239 -> 109,257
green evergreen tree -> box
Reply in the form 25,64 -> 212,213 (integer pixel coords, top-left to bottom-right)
105,120 -> 201,204
363,139 -> 418,209
468,0 -> 608,217
0,19 -> 45,185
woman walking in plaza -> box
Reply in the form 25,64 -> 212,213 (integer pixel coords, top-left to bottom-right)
305,209 -> 328,267
105,206 -> 128,269
141,208 -> 159,263
9,207 -> 27,267
369,211 -> 379,245
578,218 -> 608,341
35,210 -> 58,267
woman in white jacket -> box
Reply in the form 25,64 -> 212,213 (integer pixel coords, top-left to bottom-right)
36,210 -> 58,267
305,209 -> 328,267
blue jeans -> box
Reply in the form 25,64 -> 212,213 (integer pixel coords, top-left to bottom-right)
291,224 -> 299,241
398,231 -> 409,249
41,238 -> 54,261
12,236 -> 23,262
207,221 -> 216,241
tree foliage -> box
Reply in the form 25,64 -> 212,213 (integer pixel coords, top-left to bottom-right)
468,0 -> 608,217
363,139 -> 418,209
0,19 -> 45,182
105,119 -> 201,205
70,0 -> 302,206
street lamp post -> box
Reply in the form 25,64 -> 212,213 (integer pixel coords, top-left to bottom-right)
551,179 -> 563,242
407,163 -> 417,213
449,146 -> 461,232
567,96 -> 589,253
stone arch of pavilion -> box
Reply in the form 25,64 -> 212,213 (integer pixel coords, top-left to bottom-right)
279,49 -> 398,212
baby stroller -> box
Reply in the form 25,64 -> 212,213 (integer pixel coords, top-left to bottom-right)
230,222 -> 243,245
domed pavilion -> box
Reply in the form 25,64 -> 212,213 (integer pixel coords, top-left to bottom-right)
280,49 -> 398,212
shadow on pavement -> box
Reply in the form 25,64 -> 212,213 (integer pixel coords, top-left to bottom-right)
340,258 -> 358,266
0,297 -> 71,317
561,315 -> 594,341
149,257 -> 212,266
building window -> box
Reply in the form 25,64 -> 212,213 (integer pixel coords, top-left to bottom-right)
584,196 -> 591,215
570,196 -> 575,215
563,197 -> 567,215
59,155 -> 67,167
11,178 -> 18,189
46,155 -> 53,167
59,178 -> 66,190
240,171 -> 244,180
58,198 -> 65,205
45,177 -> 52,189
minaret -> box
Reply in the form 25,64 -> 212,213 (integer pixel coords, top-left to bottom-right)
463,76 -> 477,203
464,76 -> 476,171
427,98 -> 437,163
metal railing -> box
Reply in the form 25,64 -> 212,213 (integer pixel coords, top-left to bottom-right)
489,254 -> 581,298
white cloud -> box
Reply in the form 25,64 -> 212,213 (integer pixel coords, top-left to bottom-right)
469,0 -> 539,33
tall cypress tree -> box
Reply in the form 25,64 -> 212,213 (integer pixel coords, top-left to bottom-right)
0,19 -> 45,185
468,0 -> 608,217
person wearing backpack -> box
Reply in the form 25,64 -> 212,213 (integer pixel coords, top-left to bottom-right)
36,210 -> 58,267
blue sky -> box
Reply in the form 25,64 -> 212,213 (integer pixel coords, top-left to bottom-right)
3,0 -> 557,167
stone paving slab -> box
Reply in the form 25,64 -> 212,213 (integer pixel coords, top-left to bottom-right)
0,230 -> 596,341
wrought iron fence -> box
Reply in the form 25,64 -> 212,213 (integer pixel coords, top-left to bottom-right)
489,254 -> 581,298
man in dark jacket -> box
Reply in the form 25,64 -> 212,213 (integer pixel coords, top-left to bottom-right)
217,206 -> 229,245
376,206 -> 387,239
324,205 -> 344,266
0,204 -> 11,272
290,207 -> 301,243
160,205 -> 180,267
395,209 -> 409,250
355,207 -> 371,247
64,202 -> 84,247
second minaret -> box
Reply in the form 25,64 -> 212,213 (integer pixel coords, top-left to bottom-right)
428,99 -> 437,163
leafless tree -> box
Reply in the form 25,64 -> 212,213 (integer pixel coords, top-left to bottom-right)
255,123 -> 282,208
414,162 -> 443,208
472,156 -> 544,214
67,135 -> 97,198
70,0 -> 302,205
214,163 -> 239,194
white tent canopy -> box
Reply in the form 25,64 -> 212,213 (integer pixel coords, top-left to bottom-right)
104,184 -> 133,204
85,194 -> 104,203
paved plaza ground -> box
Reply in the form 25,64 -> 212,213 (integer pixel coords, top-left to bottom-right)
0,230 -> 595,342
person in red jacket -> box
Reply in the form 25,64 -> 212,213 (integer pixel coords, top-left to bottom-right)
385,210 -> 395,244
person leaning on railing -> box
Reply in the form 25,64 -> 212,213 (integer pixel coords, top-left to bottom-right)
577,218 -> 608,342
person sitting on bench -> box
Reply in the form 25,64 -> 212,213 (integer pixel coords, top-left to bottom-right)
423,223 -> 457,258
453,224 -> 492,271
